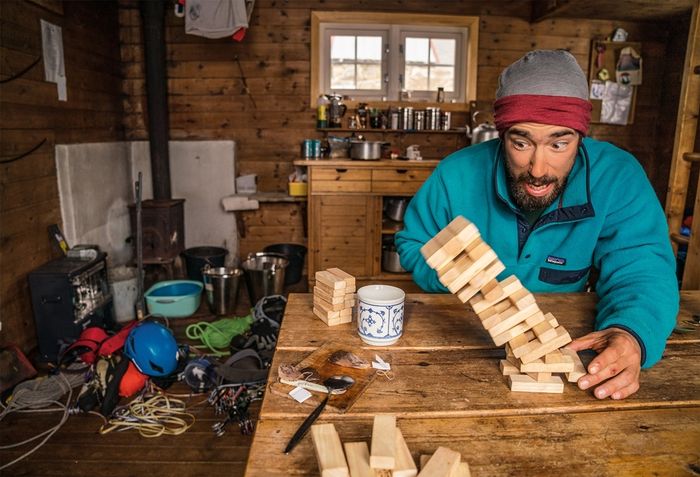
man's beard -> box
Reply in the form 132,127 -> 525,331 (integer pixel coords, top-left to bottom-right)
505,163 -> 567,212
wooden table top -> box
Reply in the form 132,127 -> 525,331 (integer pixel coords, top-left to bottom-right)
244,292 -> 700,476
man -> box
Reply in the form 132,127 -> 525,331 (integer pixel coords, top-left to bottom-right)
395,50 -> 678,400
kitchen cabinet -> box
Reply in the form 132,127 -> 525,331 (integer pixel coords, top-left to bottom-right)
296,159 -> 438,290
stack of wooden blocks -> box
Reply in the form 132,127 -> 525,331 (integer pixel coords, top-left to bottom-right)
313,268 -> 356,326
420,216 -> 586,394
310,415 -> 470,477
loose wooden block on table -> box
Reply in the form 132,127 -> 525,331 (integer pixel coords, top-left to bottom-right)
419,455 -> 471,477
508,373 -> 565,394
417,446 -> 461,477
311,423 -> 349,477
344,442 -> 372,477
500,359 -> 520,376
370,414 -> 396,470
326,267 -> 356,290
393,427 -> 418,477
316,270 -> 348,290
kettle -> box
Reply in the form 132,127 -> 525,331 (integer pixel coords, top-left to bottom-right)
328,95 -> 347,128
466,111 -> 499,145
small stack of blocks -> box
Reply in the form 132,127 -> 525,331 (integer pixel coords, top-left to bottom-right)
313,268 -> 356,326
311,415 -> 471,477
420,216 -> 587,394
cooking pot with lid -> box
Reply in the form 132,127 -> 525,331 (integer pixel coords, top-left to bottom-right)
349,140 -> 388,160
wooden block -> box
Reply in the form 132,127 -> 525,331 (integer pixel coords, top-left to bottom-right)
466,240 -> 490,260
467,258 -> 505,289
314,286 -> 346,304
476,298 -> 511,321
370,415 -> 396,470
561,348 -> 587,382
416,447 -> 461,477
526,371 -> 553,382
316,270 -> 347,290
453,258 -> 504,302
517,327 -> 572,364
508,330 -> 534,349
485,302 -> 540,336
468,275 -> 523,314
532,320 -> 558,344
544,349 -> 571,365
327,267 -> 356,291
546,312 -> 559,328
508,374 -> 564,394
315,295 -> 349,312
508,287 -> 536,310
438,252 -> 474,284
311,423 -> 350,477
499,359 -> 520,375
344,442 -> 372,477
491,310 -> 545,347
419,456 -> 471,477
393,428 -> 418,477
481,279 -> 503,302
519,356 -> 575,374
445,247 -> 497,293
420,217 -> 480,270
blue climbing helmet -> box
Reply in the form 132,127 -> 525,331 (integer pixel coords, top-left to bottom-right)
123,321 -> 179,377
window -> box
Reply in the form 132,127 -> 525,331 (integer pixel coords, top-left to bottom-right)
312,12 -> 478,107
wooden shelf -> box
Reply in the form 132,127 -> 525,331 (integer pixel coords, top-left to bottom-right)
317,128 -> 465,134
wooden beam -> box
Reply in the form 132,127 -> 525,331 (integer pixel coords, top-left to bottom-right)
531,0 -> 576,23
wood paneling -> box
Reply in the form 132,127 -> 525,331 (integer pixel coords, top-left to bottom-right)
0,0 -> 124,353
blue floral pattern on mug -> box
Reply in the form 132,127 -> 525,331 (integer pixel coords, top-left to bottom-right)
358,301 -> 404,342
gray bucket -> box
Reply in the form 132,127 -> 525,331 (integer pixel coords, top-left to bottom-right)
241,252 -> 289,306
202,267 -> 242,315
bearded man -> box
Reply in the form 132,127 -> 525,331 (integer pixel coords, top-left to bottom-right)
395,49 -> 678,400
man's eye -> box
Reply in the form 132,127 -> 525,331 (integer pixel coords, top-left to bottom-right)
551,141 -> 569,151
512,141 -> 528,150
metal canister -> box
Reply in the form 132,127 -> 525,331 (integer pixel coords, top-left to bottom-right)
424,108 -> 434,130
401,107 -> 414,130
431,107 -> 442,130
301,139 -> 314,158
441,111 -> 452,131
390,109 -> 400,130
414,110 -> 425,130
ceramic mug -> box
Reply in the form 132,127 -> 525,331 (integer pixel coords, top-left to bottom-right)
357,285 -> 405,346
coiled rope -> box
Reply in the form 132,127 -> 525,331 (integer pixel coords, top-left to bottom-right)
0,364 -> 87,470
98,393 -> 195,438
185,315 -> 253,356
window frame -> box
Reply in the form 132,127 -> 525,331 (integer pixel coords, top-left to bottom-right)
311,11 -> 479,110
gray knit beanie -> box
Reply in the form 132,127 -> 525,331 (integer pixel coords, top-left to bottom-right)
494,50 -> 592,134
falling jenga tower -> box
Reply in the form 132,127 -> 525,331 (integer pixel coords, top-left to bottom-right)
420,216 -> 586,393
313,268 -> 356,326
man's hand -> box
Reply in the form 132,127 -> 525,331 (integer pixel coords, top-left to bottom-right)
565,327 -> 642,400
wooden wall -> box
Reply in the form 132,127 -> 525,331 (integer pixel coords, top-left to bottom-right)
0,0 -> 124,353
118,0 -> 681,258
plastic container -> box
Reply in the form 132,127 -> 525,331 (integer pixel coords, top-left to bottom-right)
241,252 -> 289,306
108,266 -> 139,323
263,244 -> 307,285
182,246 -> 229,282
144,280 -> 203,318
202,267 -> 242,315
288,182 -> 308,197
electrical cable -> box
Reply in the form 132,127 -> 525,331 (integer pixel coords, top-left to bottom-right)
0,364 -> 87,470
98,392 -> 195,438
185,315 -> 253,356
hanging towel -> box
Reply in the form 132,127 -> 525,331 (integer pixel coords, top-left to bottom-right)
185,0 -> 248,39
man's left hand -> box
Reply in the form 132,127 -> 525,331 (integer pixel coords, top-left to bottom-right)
565,327 -> 642,400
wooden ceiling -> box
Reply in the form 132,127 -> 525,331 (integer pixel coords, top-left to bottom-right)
531,0 -> 696,22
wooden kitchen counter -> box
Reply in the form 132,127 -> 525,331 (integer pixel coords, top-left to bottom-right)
244,292 -> 700,476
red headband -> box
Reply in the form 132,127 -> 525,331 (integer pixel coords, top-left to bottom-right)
494,94 -> 592,136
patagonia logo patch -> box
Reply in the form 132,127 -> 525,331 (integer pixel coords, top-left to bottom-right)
546,255 -> 567,266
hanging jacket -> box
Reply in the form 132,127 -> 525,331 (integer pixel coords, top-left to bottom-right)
395,137 -> 679,368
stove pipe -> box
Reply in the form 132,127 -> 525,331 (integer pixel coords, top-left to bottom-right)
140,0 -> 171,200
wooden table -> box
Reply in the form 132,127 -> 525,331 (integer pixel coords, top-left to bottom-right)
244,292 -> 700,476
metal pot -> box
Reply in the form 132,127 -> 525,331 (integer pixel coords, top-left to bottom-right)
382,248 -> 406,273
466,111 -> 499,145
349,140 -> 387,160
385,198 -> 408,222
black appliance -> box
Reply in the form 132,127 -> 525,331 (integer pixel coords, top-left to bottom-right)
28,252 -> 115,362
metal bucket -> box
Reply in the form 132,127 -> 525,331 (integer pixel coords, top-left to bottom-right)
202,267 -> 243,315
241,252 -> 289,306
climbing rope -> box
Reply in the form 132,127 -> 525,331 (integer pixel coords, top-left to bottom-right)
185,314 -> 253,356
98,392 -> 195,438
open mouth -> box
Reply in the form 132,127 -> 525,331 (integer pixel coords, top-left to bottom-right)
524,182 -> 555,197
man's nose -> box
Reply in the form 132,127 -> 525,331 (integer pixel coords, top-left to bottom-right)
529,148 -> 548,178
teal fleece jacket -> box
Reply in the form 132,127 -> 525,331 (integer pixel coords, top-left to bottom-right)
395,137 -> 679,368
